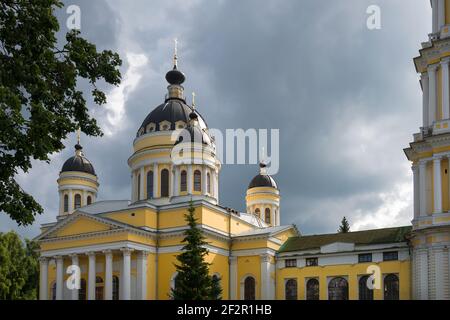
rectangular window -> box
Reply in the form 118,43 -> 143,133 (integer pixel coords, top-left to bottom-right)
306,257 -> 318,267
383,251 -> 398,261
285,259 -> 297,268
358,253 -> 372,263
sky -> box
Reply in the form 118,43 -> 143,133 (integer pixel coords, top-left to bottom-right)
0,0 -> 432,238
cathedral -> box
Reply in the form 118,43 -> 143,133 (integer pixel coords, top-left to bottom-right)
36,1 -> 450,300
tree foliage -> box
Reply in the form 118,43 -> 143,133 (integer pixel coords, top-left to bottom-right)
171,201 -> 222,300
0,231 -> 39,300
338,216 -> 351,233
0,0 -> 122,225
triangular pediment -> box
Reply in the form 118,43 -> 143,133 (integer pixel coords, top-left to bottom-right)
36,211 -> 126,240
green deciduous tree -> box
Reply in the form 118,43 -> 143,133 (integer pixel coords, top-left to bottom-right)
171,201 -> 222,300
0,0 -> 122,225
0,231 -> 39,300
338,216 -> 351,233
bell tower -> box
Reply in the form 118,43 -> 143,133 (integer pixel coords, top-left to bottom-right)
58,131 -> 99,217
404,0 -> 450,300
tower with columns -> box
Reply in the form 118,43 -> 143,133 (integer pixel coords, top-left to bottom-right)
404,0 -> 450,300
246,162 -> 280,227
58,137 -> 98,217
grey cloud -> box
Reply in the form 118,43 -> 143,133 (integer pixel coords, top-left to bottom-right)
1,0 -> 430,237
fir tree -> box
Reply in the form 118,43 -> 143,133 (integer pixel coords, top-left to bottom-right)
171,200 -> 222,300
338,216 -> 351,233
210,275 -> 223,300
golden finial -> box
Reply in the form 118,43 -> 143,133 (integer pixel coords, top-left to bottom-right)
192,91 -> 196,109
173,38 -> 178,67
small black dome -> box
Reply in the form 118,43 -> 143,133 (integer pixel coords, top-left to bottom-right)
248,174 -> 278,190
165,66 -> 185,85
137,100 -> 208,135
174,125 -> 211,146
61,154 -> 96,175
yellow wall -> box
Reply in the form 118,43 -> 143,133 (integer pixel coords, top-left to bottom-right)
276,260 -> 411,300
237,255 -> 261,300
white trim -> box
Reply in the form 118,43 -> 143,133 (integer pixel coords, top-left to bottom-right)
40,241 -> 155,257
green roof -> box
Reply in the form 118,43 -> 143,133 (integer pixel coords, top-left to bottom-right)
278,226 -> 412,253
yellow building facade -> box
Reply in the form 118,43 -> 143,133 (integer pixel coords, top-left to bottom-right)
36,1 -> 450,300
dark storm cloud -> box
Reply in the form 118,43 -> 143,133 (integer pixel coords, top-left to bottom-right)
1,0 -> 430,238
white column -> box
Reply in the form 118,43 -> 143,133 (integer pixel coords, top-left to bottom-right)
434,246 -> 446,299
137,251 -> 149,300
104,250 -> 113,300
139,167 -> 145,200
260,254 -> 272,300
131,172 -> 135,201
442,58 -> 450,119
417,248 -> 429,300
429,65 -> 438,125
55,256 -> 64,300
419,161 -> 428,217
229,256 -> 237,299
58,191 -> 63,215
71,254 -> 79,300
413,165 -> 420,219
82,190 -> 87,207
121,248 -> 133,300
433,0 -> 439,33
211,168 -> 216,198
169,165 -> 174,197
68,190 -> 73,213
434,157 -> 443,213
422,73 -> 430,128
87,252 -> 96,300
438,0 -> 445,31
202,166 -> 207,195
187,166 -> 193,194
214,170 -> 219,202
153,163 -> 158,198
173,166 -> 180,196
39,257 -> 48,300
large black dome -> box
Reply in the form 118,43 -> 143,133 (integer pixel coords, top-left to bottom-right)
137,99 -> 208,136
248,174 -> 278,190
61,147 -> 96,175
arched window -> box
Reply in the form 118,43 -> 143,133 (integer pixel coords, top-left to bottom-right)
51,282 -> 57,300
87,196 -> 92,205
207,172 -> 211,194
265,208 -> 271,224
244,276 -> 256,300
180,170 -> 187,192
79,279 -> 87,300
255,208 -> 260,218
137,173 -> 141,199
64,194 -> 69,212
285,279 -> 298,300
328,277 -> 349,300
306,278 -> 320,300
112,276 -> 120,300
194,170 -> 201,192
359,275 -> 373,300
384,274 -> 399,300
161,169 -> 169,197
147,171 -> 154,199
74,194 -> 81,209
95,276 -> 104,300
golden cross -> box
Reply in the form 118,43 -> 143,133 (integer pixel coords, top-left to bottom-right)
173,38 -> 178,67
192,91 -> 196,108
76,127 -> 81,145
